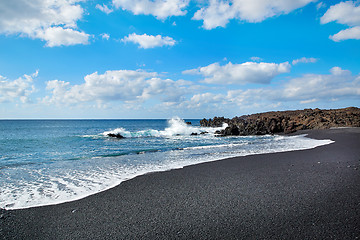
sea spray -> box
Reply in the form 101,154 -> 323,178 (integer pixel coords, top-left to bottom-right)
102,117 -> 228,138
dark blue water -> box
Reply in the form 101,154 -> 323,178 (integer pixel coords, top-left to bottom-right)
0,118 -> 333,209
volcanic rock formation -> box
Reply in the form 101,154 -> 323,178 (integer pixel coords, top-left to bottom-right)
200,107 -> 360,136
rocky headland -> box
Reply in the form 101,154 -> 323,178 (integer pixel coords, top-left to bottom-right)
200,107 -> 360,136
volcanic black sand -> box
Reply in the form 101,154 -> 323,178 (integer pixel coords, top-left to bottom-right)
1,128 -> 360,239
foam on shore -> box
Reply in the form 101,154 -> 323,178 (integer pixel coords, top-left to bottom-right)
0,133 -> 333,210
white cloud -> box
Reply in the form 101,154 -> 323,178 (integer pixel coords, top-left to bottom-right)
193,0 -> 316,29
300,99 -> 317,104
0,0 -> 89,47
292,57 -> 318,65
122,33 -> 177,49
112,0 -> 189,20
183,61 -> 291,84
330,66 -> 351,76
329,26 -> 360,41
180,88 -> 267,112
101,33 -> 110,40
44,70 -> 156,104
316,2 -> 326,10
40,67 -> 360,116
182,67 -> 360,111
189,92 -> 226,108
280,67 -> 359,101
43,70 -> 193,105
193,0 -> 236,29
250,56 -> 263,62
37,27 -> 89,47
0,71 -> 37,103
321,1 -> 360,41
321,1 -> 360,26
96,4 -> 114,14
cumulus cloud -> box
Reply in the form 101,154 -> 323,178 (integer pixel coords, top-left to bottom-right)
0,0 -> 89,47
41,67 -> 359,115
280,67 -> 359,101
43,70 -> 193,105
96,4 -> 114,14
109,0 -> 316,30
321,1 -> 360,41
122,33 -> 177,49
112,0 -> 189,20
192,0 -> 236,29
193,0 -> 316,29
183,61 -> 291,84
329,26 -> 360,41
292,57 -> 318,65
188,92 -> 226,108
101,33 -> 110,40
182,67 -> 360,111
37,27 -> 89,47
321,1 -> 360,26
0,71 -> 37,103
231,67 -> 360,105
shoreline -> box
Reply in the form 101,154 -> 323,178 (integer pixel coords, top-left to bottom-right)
1,128 -> 360,239
2,131 -> 332,211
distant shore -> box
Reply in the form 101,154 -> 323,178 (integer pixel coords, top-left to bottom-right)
1,128 -> 360,239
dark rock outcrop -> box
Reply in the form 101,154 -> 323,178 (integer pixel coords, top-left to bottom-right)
191,131 -> 208,136
200,117 -> 230,127
201,107 -> 360,136
107,133 -> 125,139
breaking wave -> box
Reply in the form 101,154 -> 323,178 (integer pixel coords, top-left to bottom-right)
102,117 -> 228,138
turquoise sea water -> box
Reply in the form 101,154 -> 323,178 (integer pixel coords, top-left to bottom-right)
0,118 -> 333,209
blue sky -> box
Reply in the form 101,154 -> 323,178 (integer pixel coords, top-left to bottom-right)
0,0 -> 359,119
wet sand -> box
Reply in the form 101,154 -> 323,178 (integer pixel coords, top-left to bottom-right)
1,128 -> 360,239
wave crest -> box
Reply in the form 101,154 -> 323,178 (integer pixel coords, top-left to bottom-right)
102,117 -> 228,138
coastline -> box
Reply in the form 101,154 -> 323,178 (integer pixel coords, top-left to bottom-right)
1,128 -> 360,239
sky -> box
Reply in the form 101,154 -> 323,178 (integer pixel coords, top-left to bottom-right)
0,0 -> 359,119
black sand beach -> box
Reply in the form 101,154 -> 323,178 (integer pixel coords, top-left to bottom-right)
1,128 -> 360,239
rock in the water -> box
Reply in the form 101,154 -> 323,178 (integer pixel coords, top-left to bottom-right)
107,133 -> 125,139
223,125 -> 240,136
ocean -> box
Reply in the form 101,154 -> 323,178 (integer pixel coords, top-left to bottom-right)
0,118 -> 333,210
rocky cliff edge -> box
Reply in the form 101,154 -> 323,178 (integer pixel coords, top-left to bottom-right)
200,107 -> 360,136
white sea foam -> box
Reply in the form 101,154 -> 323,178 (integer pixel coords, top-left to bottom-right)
102,127 -> 161,138
102,117 -> 228,138
183,143 -> 248,150
160,117 -> 227,136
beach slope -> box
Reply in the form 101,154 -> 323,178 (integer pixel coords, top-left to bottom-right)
1,128 -> 360,239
